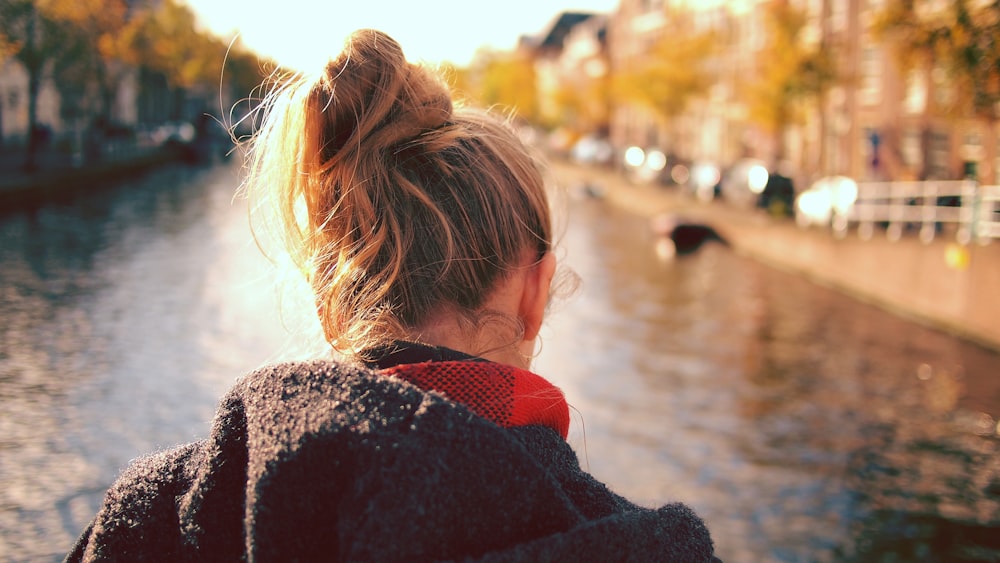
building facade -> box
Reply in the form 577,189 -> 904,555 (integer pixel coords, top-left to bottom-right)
602,0 -> 1000,187
0,59 -> 63,145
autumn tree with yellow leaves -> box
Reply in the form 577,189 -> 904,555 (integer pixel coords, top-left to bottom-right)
0,2 -> 23,152
462,45 -> 609,136
468,49 -> 542,124
42,0 -> 133,123
121,0 -> 229,93
744,0 -> 836,162
551,64 -> 610,136
612,7 -> 718,135
875,0 -> 1000,122
0,0 -> 80,169
436,62 -> 473,104
0,0 -> 270,168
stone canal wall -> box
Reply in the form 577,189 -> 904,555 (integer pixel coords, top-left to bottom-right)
553,161 -> 1000,353
0,143 -> 210,208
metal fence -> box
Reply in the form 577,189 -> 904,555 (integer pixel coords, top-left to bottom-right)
833,180 -> 1000,245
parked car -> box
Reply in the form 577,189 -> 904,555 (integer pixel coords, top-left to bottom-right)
758,171 -> 796,217
795,175 -> 858,228
570,135 -> 614,166
719,158 -> 769,208
622,146 -> 668,184
687,161 -> 721,202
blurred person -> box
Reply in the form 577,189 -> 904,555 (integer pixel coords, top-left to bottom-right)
67,29 -> 720,562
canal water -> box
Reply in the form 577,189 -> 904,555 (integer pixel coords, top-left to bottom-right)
1,161 -> 998,562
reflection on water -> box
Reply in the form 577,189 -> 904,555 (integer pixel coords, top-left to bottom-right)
0,163 -> 323,561
0,163 -> 998,561
535,200 -> 1000,562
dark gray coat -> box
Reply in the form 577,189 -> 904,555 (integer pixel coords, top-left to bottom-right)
67,358 -> 719,562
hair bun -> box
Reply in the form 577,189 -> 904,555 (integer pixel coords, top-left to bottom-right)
315,29 -> 453,161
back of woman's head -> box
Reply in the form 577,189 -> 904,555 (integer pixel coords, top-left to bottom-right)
244,29 -> 551,359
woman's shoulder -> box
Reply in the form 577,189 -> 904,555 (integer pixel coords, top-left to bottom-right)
71,358 -> 720,561
230,358 -> 491,436
220,358 -> 543,484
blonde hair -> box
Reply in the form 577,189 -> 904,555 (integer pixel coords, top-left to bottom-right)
243,29 -> 552,359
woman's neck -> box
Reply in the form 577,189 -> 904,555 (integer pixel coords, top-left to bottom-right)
407,314 -> 530,370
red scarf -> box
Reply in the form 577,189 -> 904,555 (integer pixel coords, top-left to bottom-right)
379,360 -> 570,439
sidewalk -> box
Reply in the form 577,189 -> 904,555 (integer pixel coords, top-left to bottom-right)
551,159 -> 1000,353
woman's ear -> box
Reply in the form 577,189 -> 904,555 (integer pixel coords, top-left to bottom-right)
519,252 -> 556,342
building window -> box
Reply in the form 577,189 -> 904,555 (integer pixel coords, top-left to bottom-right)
902,128 -> 922,169
749,9 -> 765,51
641,0 -> 664,13
932,63 -> 954,108
831,0 -> 848,32
916,0 -> 949,20
903,70 -> 927,114
995,134 -> 1000,184
928,129 -> 950,179
859,46 -> 883,106
961,130 -> 983,166
806,0 -> 822,19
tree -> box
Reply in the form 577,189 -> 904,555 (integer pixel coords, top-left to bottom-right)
1,0 -> 274,165
436,61 -> 473,105
0,8 -> 17,150
126,0 -> 226,91
116,0 -> 229,122
43,0 -> 132,124
470,49 -> 540,124
48,17 -> 99,127
552,72 -> 610,136
612,7 -> 718,128
875,0 -> 1000,122
0,0 -> 128,167
744,0 -> 836,161
0,0 -> 73,170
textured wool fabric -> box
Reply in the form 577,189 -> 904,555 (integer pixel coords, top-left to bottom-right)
67,352 -> 720,562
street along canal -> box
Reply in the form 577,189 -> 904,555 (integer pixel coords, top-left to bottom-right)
1,161 -> 998,561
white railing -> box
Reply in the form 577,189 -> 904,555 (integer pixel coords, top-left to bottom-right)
832,180 -> 1000,245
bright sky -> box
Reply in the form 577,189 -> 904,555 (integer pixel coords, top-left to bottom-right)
182,0 -> 619,71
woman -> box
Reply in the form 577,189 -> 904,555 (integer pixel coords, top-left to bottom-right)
68,29 -> 720,562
